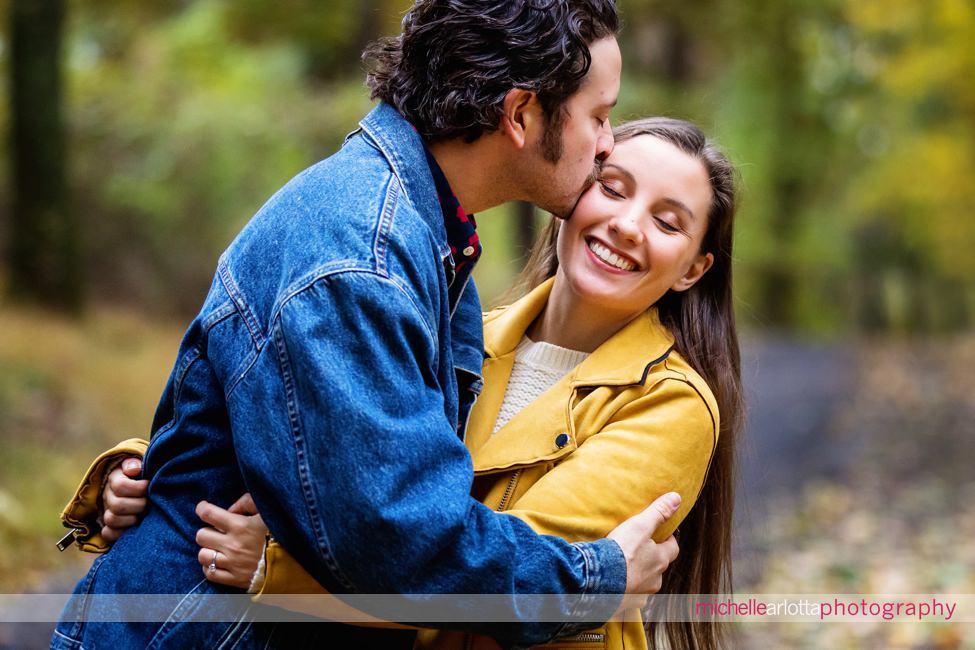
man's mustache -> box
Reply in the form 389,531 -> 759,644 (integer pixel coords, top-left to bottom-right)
557,159 -> 603,221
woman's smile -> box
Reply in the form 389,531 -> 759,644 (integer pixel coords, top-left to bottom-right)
584,236 -> 640,272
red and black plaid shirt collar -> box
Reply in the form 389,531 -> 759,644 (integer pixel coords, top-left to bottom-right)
421,147 -> 482,274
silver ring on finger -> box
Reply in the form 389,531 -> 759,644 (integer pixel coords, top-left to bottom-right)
207,549 -> 219,575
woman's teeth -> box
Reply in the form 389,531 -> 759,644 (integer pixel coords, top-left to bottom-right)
587,239 -> 636,271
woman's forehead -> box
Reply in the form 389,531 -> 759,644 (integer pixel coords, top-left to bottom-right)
606,136 -> 706,187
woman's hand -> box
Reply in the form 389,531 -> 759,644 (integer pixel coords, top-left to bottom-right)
100,457 -> 149,543
195,493 -> 268,590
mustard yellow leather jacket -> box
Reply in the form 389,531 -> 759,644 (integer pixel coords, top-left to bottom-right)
62,279 -> 719,650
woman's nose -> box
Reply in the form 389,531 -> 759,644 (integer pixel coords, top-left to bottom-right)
608,209 -> 644,244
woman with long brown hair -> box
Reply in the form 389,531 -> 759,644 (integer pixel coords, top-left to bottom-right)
506,116 -> 742,649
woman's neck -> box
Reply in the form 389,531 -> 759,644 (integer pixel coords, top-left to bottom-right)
527,274 -> 640,353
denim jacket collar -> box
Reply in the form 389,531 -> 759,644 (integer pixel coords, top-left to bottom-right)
359,102 -> 451,262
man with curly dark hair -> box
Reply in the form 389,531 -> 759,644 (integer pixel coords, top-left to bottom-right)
362,0 -> 621,218
53,2 -> 683,649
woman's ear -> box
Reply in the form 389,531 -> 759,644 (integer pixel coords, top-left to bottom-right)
500,88 -> 542,150
671,252 -> 714,292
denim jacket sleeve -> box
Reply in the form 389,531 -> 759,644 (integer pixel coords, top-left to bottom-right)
233,269 -> 626,645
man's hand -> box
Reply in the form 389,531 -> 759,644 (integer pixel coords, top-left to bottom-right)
606,491 -> 681,609
100,457 -> 148,543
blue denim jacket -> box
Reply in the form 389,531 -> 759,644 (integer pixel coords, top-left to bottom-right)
53,103 -> 626,649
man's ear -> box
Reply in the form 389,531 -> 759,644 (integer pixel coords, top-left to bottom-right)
500,88 -> 542,150
671,252 -> 714,292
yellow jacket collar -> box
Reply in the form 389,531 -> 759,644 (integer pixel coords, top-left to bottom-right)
482,277 -> 675,387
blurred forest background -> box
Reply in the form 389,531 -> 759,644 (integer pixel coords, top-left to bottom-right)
1,0 -> 974,647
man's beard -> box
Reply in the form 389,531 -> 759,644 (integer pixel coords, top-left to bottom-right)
538,116 -> 602,219
539,113 -> 564,164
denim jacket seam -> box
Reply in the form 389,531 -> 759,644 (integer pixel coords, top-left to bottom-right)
144,578 -> 211,650
172,344 -> 204,406
270,314 -> 356,591
360,123 -> 451,261
218,256 -> 266,350
448,273 -> 472,319
578,540 -> 601,595
342,126 -> 363,146
386,274 -> 440,344
271,268 -> 439,347
201,300 -> 237,331
373,176 -> 398,276
361,120 -> 405,189
214,177 -> 326,351
224,347 -> 260,399
200,301 -> 254,398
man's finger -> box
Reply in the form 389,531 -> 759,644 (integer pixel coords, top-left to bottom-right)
626,492 -> 681,537
660,535 -> 679,563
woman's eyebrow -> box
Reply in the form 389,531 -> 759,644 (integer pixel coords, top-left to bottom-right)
662,198 -> 696,221
602,163 -> 634,184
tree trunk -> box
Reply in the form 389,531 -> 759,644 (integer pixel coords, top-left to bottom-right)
751,1 -> 806,329
8,0 -> 80,311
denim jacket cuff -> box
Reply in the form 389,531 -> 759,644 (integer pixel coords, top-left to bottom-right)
555,538 -> 626,638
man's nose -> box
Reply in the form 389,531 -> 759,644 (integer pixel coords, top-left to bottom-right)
595,121 -> 614,161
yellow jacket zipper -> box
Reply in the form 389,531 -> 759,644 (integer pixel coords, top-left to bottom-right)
496,469 -> 522,511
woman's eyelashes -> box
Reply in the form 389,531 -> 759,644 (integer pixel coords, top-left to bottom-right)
598,178 -> 625,199
655,215 -> 681,233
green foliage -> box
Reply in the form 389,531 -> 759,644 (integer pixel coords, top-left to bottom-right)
221,0 -> 408,79
1,0 -> 971,332
616,0 -> 974,334
67,0 -> 375,312
840,0 -> 975,332
0,306 -> 181,590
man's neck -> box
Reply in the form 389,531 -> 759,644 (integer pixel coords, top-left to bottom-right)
427,135 -> 513,214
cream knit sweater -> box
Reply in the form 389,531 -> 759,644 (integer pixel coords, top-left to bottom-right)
492,336 -> 590,433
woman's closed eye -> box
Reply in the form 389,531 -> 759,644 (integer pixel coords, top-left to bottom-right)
599,180 -> 625,199
654,214 -> 683,234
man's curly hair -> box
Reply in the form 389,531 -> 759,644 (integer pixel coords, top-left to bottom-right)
364,0 -> 619,144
